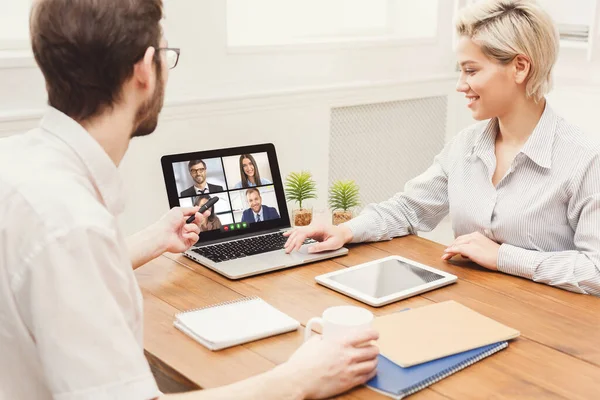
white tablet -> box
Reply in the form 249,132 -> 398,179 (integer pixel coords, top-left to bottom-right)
315,255 -> 457,307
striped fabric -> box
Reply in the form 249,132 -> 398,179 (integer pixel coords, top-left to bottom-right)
345,104 -> 600,296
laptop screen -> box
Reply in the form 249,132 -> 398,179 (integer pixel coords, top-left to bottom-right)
161,144 -> 291,243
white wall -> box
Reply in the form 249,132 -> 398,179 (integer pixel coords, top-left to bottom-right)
1,0 -> 599,239
0,0 -> 459,236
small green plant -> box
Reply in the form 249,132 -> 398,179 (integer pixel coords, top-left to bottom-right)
285,171 -> 317,209
328,180 -> 360,211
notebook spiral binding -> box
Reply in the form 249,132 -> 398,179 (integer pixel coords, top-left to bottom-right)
403,342 -> 508,398
175,296 -> 260,318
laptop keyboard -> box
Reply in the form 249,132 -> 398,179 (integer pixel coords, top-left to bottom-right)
191,232 -> 317,263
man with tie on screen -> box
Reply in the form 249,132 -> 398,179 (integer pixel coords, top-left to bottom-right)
180,159 -> 224,196
241,188 -> 280,223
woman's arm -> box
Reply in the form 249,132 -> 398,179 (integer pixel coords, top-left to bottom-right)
344,135 -> 461,244
496,152 -> 600,295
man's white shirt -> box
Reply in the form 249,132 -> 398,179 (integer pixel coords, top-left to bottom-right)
0,108 -> 160,400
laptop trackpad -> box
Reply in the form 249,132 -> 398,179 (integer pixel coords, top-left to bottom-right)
250,248 -> 310,266
237,246 -> 324,268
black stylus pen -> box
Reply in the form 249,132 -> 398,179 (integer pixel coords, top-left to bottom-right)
186,196 -> 220,224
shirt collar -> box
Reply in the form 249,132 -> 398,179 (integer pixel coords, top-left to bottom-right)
40,107 -> 125,215
470,103 -> 557,169
471,118 -> 498,162
253,207 -> 263,217
519,103 -> 557,169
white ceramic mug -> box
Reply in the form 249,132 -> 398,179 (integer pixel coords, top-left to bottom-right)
304,305 -> 374,342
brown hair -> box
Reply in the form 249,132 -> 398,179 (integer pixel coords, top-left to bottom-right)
193,195 -> 216,221
245,188 -> 260,198
30,0 -> 164,122
239,154 -> 262,188
188,160 -> 207,170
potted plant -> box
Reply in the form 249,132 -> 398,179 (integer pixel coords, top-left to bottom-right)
285,171 -> 317,227
329,180 -> 360,225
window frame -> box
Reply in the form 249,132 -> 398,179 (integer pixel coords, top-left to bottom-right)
225,0 -> 441,54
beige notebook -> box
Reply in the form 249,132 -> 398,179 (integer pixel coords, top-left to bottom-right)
373,300 -> 519,367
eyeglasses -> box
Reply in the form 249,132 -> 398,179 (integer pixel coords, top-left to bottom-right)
158,47 -> 180,69
190,167 -> 206,175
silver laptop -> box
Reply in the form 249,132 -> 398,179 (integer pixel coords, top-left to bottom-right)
161,143 -> 348,279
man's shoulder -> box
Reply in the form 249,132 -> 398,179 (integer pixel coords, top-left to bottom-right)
1,172 -> 116,281
0,133 -> 116,250
5,175 -> 113,236
180,186 -> 194,195
264,205 -> 278,214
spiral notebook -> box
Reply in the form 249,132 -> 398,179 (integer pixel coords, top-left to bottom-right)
366,341 -> 508,399
174,296 -> 300,351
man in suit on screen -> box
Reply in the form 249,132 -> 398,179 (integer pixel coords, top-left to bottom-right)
241,188 -> 280,223
180,159 -> 224,196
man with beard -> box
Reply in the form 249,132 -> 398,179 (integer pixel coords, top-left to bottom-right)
0,1 -> 379,399
180,159 -> 224,197
241,188 -> 281,223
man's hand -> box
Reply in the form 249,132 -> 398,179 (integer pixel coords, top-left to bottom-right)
442,231 -> 500,270
283,329 -> 379,399
284,224 -> 353,254
153,206 -> 207,254
128,207 -> 209,270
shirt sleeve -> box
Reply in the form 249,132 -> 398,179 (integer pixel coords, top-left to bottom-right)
344,135 -> 458,243
13,226 -> 161,400
497,151 -> 600,296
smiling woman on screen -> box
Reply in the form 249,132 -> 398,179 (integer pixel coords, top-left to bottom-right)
234,154 -> 272,189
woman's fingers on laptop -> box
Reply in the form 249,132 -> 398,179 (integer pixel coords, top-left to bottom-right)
284,232 -> 303,253
285,225 -> 331,253
284,229 -> 308,253
307,240 -> 336,253
307,228 -> 347,253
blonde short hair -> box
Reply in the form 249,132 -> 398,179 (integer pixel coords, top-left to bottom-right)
455,0 -> 559,101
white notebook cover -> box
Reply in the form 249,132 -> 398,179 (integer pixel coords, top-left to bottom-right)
174,296 -> 300,351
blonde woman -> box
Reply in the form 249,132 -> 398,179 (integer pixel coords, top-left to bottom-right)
285,0 -> 600,296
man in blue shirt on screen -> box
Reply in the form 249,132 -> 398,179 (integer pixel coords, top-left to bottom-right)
241,188 -> 280,223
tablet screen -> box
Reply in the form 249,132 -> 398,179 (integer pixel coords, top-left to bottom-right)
328,258 -> 445,298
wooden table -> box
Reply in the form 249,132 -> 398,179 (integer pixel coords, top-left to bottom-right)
135,235 -> 600,399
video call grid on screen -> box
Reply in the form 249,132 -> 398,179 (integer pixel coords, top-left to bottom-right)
161,144 -> 290,241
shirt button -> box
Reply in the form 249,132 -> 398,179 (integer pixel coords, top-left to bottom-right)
484,229 -> 491,236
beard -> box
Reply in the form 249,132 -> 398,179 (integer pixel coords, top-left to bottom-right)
131,71 -> 165,138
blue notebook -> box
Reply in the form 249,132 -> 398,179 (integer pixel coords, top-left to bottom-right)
366,341 -> 508,399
